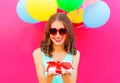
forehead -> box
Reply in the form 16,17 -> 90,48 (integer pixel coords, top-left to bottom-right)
50,21 -> 65,29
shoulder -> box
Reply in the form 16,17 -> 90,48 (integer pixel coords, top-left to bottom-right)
33,48 -> 41,56
32,47 -> 42,60
73,50 -> 80,60
76,50 -> 80,56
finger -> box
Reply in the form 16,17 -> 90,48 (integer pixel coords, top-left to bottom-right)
65,71 -> 71,76
47,73 -> 53,77
63,71 -> 71,78
47,74 -> 54,79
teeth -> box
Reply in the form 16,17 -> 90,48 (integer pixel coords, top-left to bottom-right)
55,38 -> 61,40
56,40 -> 61,41
56,39 -> 61,40
55,39 -> 62,42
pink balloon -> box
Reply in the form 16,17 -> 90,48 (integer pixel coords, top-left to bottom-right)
82,0 -> 97,8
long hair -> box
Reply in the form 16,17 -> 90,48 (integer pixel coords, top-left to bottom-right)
40,13 -> 77,57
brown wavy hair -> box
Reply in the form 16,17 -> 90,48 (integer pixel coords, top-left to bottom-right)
40,13 -> 77,57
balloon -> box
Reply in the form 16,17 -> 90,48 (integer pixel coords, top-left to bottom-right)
82,0 -> 97,8
16,0 -> 39,24
67,8 -> 84,23
26,0 -> 57,21
83,0 -> 110,28
57,0 -> 84,12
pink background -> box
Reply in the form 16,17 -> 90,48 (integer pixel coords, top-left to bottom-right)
0,0 -> 120,83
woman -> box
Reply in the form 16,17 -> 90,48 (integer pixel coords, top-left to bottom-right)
33,13 -> 80,83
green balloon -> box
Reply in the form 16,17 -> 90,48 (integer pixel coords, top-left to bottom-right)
57,0 -> 84,12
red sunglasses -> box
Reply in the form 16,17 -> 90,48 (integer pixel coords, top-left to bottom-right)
49,28 -> 67,35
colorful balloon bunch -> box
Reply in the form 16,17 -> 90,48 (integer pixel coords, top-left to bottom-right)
16,0 -> 110,28
82,0 -> 110,28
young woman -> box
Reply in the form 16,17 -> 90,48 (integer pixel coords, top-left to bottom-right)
33,13 -> 80,83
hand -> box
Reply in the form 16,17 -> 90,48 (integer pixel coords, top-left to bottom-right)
62,72 -> 71,83
46,73 -> 55,83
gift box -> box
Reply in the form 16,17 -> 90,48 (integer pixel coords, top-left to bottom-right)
47,61 -> 73,75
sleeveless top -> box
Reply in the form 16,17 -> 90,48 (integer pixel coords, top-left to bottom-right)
41,51 -> 73,83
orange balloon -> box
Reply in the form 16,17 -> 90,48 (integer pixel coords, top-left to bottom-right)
67,8 -> 84,23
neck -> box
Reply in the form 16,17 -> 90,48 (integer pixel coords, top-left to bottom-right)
52,44 -> 65,52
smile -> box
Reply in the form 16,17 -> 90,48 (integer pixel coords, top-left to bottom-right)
54,38 -> 62,42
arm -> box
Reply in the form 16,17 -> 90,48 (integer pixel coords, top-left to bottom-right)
62,50 -> 80,83
32,48 -> 54,83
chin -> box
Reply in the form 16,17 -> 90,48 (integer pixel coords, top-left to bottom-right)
54,42 -> 64,46
52,40 -> 65,46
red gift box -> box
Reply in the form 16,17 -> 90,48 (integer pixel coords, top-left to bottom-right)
47,61 -> 73,74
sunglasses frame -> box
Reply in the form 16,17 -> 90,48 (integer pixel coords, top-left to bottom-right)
49,28 -> 67,35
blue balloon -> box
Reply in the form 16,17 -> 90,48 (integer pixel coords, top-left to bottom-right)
83,0 -> 110,28
16,0 -> 39,24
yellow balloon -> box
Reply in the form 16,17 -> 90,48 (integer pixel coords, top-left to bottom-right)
67,8 -> 84,23
26,0 -> 57,21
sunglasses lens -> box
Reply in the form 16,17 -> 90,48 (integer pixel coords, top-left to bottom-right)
59,28 -> 67,35
49,28 -> 57,35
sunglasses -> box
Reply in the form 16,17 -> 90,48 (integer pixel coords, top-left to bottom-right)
49,28 -> 67,35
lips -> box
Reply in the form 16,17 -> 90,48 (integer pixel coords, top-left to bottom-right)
54,38 -> 62,42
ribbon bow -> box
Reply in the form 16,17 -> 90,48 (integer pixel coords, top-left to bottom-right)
47,61 -> 72,74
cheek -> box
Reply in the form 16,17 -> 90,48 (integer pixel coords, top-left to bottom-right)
50,35 -> 54,39
50,35 -> 55,42
64,35 -> 67,42
63,35 -> 67,39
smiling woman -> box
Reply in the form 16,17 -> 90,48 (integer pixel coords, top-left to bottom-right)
32,13 -> 80,83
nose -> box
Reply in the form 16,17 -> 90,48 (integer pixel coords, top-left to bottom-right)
56,32 -> 61,37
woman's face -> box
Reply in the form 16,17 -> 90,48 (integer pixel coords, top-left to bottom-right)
49,21 -> 67,46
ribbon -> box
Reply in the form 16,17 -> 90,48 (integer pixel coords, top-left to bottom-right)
47,61 -> 72,74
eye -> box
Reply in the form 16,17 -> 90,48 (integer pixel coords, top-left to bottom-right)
49,28 -> 57,35
59,28 -> 67,34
